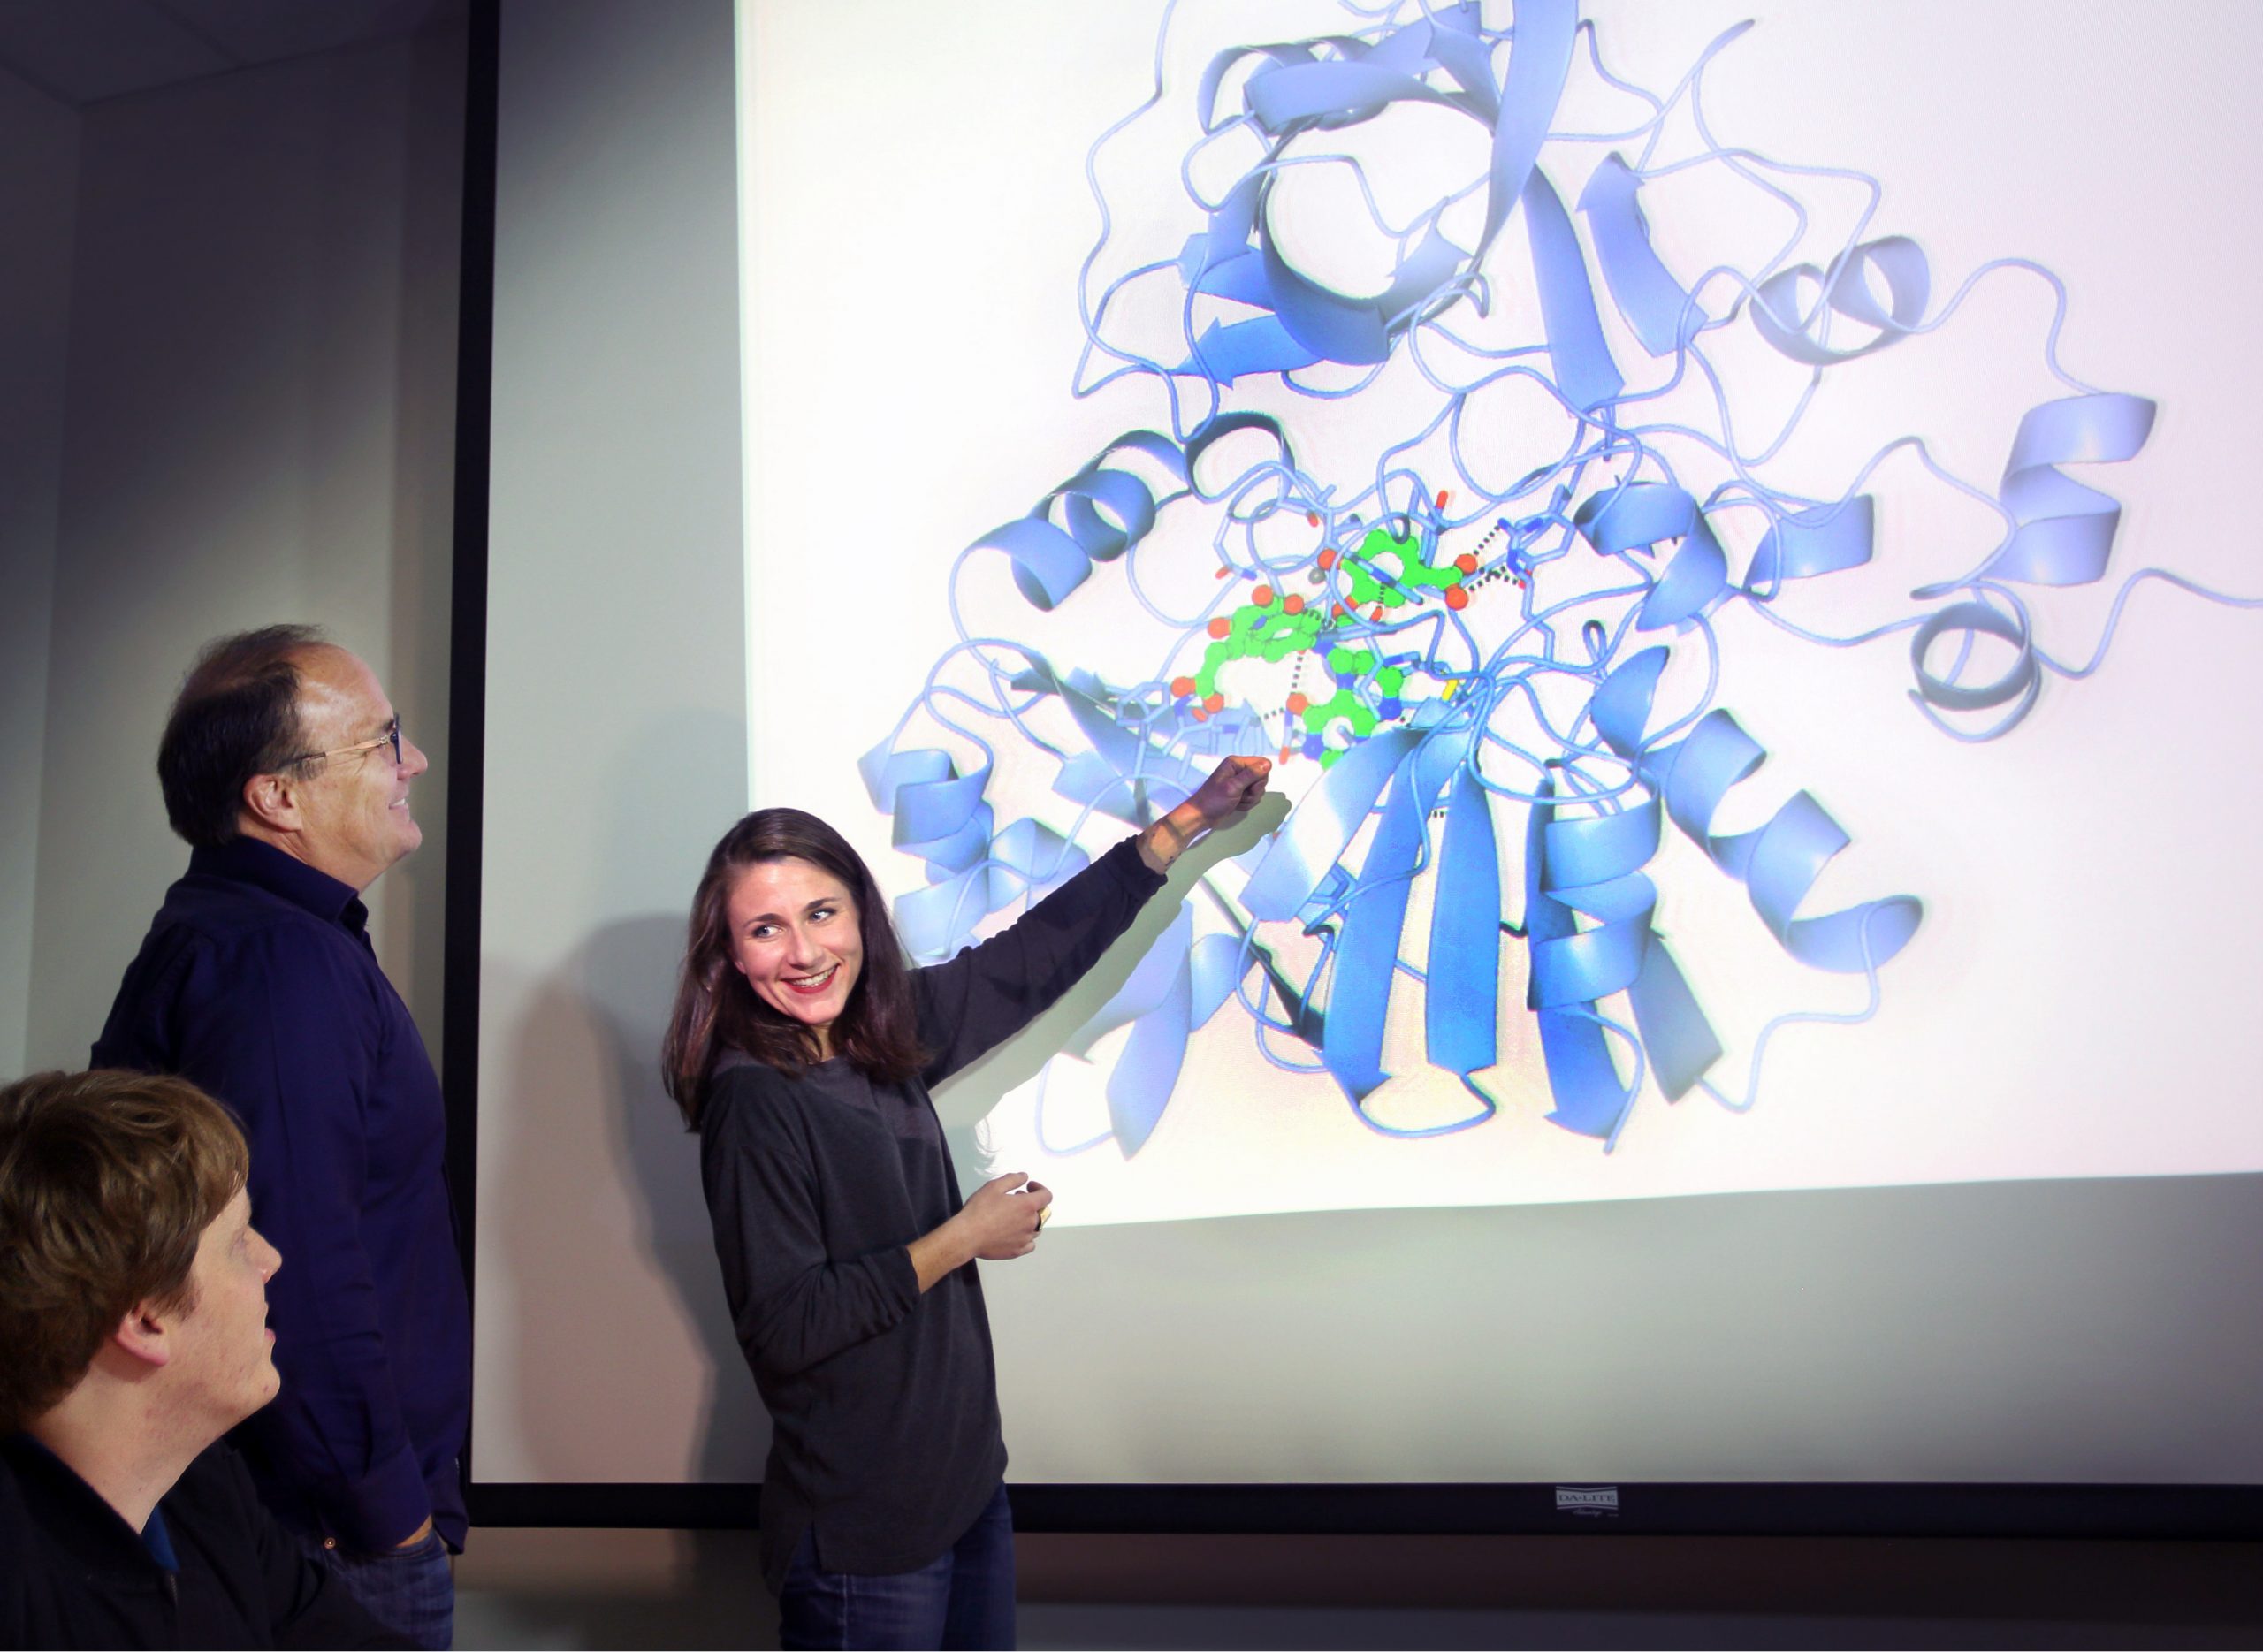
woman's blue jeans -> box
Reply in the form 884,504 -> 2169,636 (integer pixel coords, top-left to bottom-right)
779,1482 -> 1016,1650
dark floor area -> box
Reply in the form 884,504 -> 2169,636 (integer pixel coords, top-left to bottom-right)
454,1528 -> 2263,1648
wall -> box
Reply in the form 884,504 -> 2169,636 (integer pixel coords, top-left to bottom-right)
471,0 -> 751,1483
18,26 -> 465,1073
0,66 -> 78,1077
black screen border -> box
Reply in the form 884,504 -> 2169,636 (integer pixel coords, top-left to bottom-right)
440,0 -> 2260,1543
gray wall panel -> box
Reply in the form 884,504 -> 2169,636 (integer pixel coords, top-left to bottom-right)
476,0 -> 756,1484
16,30 -> 461,1073
0,67 -> 76,1077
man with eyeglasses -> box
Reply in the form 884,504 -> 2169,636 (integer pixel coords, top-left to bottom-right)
91,625 -> 468,1649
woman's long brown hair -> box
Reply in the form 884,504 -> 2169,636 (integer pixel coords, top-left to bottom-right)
661,809 -> 926,1128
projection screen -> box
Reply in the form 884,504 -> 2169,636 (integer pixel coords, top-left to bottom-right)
472,0 -> 2263,1511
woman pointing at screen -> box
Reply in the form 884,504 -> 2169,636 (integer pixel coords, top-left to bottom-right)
661,754 -> 1269,1651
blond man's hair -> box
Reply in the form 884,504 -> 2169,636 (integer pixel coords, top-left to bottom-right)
0,1070 -> 249,1432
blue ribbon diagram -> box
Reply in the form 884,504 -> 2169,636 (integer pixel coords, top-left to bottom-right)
857,1 -> 2261,1160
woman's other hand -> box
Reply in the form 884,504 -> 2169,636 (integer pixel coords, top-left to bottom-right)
962,1172 -> 1052,1260
910,1173 -> 1053,1289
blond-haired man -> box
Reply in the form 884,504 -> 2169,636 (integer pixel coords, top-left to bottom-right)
0,1069 -> 396,1648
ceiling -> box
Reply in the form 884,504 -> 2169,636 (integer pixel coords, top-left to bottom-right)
0,0 -> 453,108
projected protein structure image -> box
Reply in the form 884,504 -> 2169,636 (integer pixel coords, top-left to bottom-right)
855,0 -> 2260,1161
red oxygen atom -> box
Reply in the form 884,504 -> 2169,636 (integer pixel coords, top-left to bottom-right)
1207,617 -> 1231,639
1170,676 -> 1195,698
1445,585 -> 1469,612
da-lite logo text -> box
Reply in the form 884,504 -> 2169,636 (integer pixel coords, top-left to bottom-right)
1554,1485 -> 1620,1517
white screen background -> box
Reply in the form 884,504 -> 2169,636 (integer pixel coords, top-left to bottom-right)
739,0 -> 2263,1226
471,0 -> 2263,1491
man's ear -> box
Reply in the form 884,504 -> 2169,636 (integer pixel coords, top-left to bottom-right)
240,768 -> 304,836
111,1302 -> 176,1372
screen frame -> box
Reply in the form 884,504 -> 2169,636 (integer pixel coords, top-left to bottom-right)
441,0 -> 2263,1541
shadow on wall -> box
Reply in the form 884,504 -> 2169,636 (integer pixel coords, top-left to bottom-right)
479,730 -> 1289,1487
487,710 -> 766,1488
931,796 -> 1287,1191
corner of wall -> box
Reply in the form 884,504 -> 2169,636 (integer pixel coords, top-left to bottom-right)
0,66 -> 82,1077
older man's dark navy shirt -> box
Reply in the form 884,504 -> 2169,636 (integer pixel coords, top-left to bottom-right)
92,836 -> 470,1553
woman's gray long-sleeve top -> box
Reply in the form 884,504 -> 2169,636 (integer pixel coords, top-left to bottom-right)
697,838 -> 1166,1592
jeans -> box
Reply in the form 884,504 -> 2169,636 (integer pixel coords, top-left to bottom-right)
300,1526 -> 455,1650
779,1482 -> 1016,1650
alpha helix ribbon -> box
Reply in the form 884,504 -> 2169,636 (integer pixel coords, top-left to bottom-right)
1574,482 -> 1878,628
1519,637 -> 1924,1138
1175,0 -> 1624,410
861,661 -> 1224,960
966,430 -> 1188,612
1589,646 -> 1923,975
1908,600 -> 2037,720
859,735 -> 1093,960
1523,790 -> 1631,1139
971,415 -> 1307,610
869,412 -> 1288,963
1749,235 -> 1931,367
1980,392 -> 2157,586
858,742 -> 995,879
863,685 -> 1256,1150
1743,239 -> 2159,726
1522,775 -> 1720,1138
1909,391 -> 2155,720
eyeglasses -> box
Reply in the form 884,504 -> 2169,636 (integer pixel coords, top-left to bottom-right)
288,716 -> 403,770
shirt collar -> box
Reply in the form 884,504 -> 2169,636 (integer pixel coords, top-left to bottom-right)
189,835 -> 369,933
3,1433 -> 177,1575
142,1505 -> 179,1572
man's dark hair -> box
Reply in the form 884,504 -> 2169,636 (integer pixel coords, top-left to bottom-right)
156,625 -> 327,848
